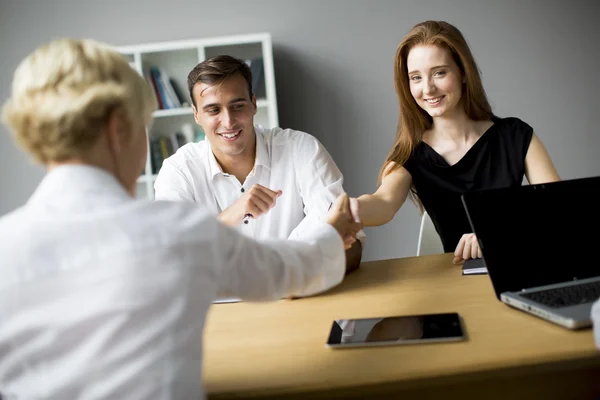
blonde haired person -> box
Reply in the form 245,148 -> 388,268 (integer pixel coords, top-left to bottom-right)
354,20 -> 560,263
0,38 -> 361,399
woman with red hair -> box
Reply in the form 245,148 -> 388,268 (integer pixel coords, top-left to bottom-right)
355,20 -> 560,263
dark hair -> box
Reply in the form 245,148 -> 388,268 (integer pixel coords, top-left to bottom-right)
187,55 -> 253,107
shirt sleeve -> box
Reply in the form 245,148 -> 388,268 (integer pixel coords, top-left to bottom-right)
286,132 -> 366,242
154,160 -> 195,203
213,218 -> 346,300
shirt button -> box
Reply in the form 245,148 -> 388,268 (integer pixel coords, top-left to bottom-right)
244,220 -> 249,224
241,188 -> 245,193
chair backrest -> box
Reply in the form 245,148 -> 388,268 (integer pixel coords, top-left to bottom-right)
416,211 -> 444,256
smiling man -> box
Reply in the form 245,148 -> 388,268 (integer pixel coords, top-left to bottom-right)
154,55 -> 363,273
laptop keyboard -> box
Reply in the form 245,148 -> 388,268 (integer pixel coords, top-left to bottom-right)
520,280 -> 600,308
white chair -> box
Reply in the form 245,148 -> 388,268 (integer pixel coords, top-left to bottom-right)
416,211 -> 444,256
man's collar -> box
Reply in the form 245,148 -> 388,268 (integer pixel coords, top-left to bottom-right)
207,125 -> 271,179
253,125 -> 271,172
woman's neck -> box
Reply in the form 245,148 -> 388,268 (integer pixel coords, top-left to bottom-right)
430,111 -> 480,144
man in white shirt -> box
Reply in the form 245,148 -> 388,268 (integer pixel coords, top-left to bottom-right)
154,55 -> 363,273
0,38 -> 361,400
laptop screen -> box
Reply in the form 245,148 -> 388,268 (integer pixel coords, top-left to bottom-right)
461,176 -> 600,299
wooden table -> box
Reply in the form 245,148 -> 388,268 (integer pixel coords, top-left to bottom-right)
203,254 -> 600,399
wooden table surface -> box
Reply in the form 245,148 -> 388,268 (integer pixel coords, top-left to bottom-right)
203,254 -> 600,399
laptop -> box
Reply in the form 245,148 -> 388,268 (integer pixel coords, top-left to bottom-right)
461,176 -> 600,329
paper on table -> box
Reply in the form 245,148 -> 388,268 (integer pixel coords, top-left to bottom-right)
461,258 -> 488,275
462,266 -> 488,275
213,297 -> 241,304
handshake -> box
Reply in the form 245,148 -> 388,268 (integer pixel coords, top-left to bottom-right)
326,194 -> 363,250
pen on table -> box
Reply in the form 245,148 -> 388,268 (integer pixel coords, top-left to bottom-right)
242,213 -> 252,224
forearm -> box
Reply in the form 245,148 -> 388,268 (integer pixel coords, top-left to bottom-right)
288,215 -> 363,275
217,208 -> 241,227
357,194 -> 396,226
217,221 -> 346,300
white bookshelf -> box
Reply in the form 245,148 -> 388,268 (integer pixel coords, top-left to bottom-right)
116,33 -> 279,200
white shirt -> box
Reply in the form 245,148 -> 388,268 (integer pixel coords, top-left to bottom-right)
154,126 -> 365,242
0,165 -> 345,400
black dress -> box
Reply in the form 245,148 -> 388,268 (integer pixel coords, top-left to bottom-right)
403,117 -> 534,252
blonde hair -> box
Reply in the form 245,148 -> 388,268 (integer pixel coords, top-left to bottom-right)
2,38 -> 157,163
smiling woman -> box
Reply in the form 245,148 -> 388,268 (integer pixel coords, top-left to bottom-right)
354,20 -> 560,263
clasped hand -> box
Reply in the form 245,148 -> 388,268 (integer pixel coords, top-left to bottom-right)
326,194 -> 362,250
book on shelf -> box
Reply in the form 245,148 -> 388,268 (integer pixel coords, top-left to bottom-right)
145,65 -> 187,110
146,71 -> 164,109
149,131 -> 189,174
158,66 -> 181,108
461,258 -> 488,275
245,57 -> 265,99
169,78 -> 190,107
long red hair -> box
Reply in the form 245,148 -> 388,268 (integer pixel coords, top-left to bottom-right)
380,21 -> 494,209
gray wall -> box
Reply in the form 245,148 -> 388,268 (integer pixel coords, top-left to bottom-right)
1,0 -> 599,262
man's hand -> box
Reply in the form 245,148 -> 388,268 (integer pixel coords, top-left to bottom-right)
453,233 -> 482,264
217,184 -> 282,226
326,194 -> 363,250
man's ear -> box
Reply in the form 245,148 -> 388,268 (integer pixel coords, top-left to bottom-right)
191,83 -> 204,125
105,108 -> 127,156
192,104 -> 201,125
251,94 -> 257,116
